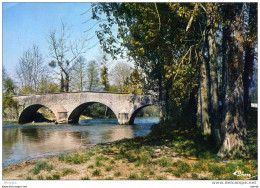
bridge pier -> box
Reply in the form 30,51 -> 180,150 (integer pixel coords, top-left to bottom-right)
118,113 -> 131,125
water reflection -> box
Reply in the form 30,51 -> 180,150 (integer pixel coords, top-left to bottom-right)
2,117 -> 159,167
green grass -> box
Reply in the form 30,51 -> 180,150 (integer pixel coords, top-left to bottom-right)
92,169 -> 102,176
128,173 -> 139,180
114,172 -> 121,177
105,166 -> 113,172
95,160 -> 104,167
192,160 -> 208,172
46,174 -> 60,180
135,153 -> 152,167
157,157 -> 173,167
81,176 -> 90,180
172,160 -> 191,177
156,175 -> 167,180
61,168 -> 76,176
26,176 -> 32,180
104,176 -> 114,180
37,175 -> 44,180
58,153 -> 90,164
87,164 -> 94,169
30,161 -> 53,175
208,164 -> 226,176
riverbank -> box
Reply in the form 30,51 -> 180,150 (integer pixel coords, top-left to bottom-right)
3,125 -> 257,180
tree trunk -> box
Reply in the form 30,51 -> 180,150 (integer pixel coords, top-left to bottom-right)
60,69 -> 64,92
207,3 -> 220,140
218,4 -> 247,157
221,24 -> 228,125
243,3 -> 257,122
198,46 -> 211,135
196,86 -> 202,129
64,74 -> 69,92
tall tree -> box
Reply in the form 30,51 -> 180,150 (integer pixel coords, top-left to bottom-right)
71,56 -> 87,91
86,60 -> 100,91
243,3 -> 257,121
110,62 -> 132,92
218,3 -> 247,157
16,45 -> 47,94
47,21 -> 89,92
206,3 -> 220,138
100,65 -> 110,91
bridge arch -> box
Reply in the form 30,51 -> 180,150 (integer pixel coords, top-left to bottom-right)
129,104 -> 159,124
18,104 -> 57,124
68,101 -> 118,124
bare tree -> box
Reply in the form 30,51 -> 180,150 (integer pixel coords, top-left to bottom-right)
47,21 -> 91,92
70,56 -> 87,91
110,62 -> 132,92
16,45 -> 46,93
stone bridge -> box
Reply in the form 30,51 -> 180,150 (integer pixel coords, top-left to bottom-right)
14,92 -> 158,125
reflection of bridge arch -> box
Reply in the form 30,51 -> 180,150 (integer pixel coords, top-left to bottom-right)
68,102 -> 118,123
129,104 -> 159,124
18,104 -> 57,124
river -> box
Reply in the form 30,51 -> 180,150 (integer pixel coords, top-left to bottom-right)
2,117 -> 159,167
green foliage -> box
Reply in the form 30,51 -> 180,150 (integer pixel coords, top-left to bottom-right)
3,77 -> 16,94
30,161 -> 53,175
81,103 -> 116,119
38,79 -> 60,94
20,86 -> 35,95
100,65 -> 110,91
3,95 -> 17,110
86,60 -> 100,91
125,69 -> 144,94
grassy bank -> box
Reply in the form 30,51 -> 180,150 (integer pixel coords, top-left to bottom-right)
3,121 -> 257,180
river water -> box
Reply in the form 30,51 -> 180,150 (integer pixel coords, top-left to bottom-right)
2,117 -> 159,167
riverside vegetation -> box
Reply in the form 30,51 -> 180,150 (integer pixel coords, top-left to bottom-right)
3,110 -> 257,180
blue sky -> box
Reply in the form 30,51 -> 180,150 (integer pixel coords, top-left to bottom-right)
3,3 -> 105,78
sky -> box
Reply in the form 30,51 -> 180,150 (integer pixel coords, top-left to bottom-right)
3,2 -> 111,78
